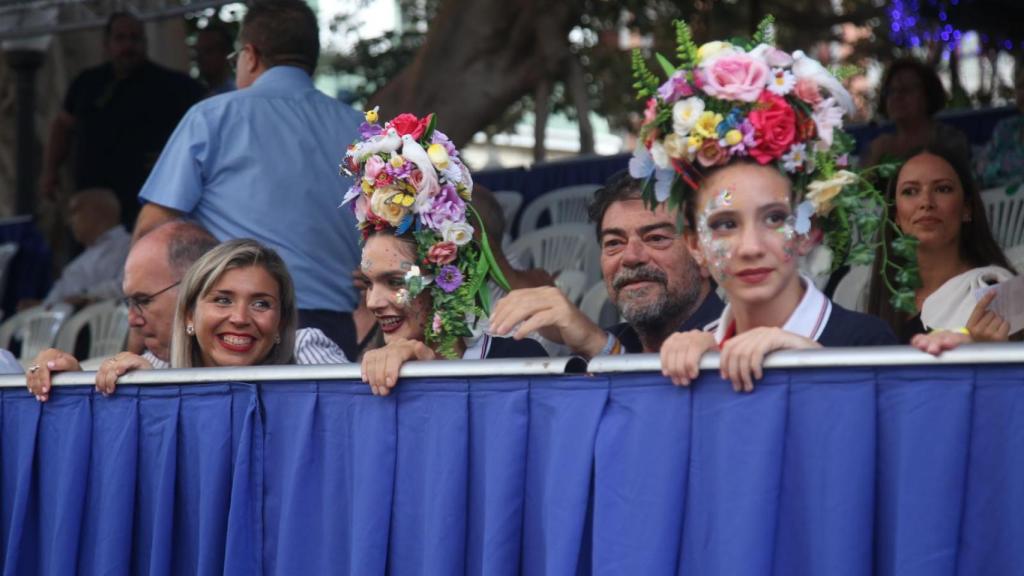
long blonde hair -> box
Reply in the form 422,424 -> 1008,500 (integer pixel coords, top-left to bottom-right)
171,239 -> 298,368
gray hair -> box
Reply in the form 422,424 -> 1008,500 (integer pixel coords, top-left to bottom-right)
171,239 -> 298,368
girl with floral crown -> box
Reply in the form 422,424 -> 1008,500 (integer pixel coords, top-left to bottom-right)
341,110 -> 547,396
633,18 -> 910,392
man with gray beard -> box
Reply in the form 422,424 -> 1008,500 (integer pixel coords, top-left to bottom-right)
489,172 -> 723,356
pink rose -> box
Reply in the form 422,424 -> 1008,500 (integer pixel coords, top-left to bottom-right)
427,241 -> 458,265
701,54 -> 769,103
747,93 -> 797,165
793,78 -> 822,105
643,98 -> 658,125
696,139 -> 727,167
364,155 -> 385,181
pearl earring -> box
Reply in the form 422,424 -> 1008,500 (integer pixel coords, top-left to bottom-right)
186,324 -> 194,335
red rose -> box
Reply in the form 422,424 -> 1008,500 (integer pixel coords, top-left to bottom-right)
426,241 -> 458,265
390,113 -> 431,140
747,93 -> 797,165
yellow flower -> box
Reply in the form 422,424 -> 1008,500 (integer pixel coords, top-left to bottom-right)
370,187 -> 410,226
694,111 -> 723,139
427,143 -> 450,169
686,135 -> 703,157
361,180 -> 373,194
805,170 -> 858,215
365,106 -> 379,124
724,129 -> 743,146
390,154 -> 405,168
696,41 -> 736,64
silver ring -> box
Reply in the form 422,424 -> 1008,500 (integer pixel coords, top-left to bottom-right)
28,364 -> 40,374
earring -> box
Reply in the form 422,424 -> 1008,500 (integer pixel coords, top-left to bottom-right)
186,324 -> 194,336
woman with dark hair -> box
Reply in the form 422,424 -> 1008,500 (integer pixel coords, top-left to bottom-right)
867,144 -> 1018,346
342,111 -> 547,396
862,58 -> 970,167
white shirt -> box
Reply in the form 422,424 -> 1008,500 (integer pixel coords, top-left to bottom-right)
921,266 -> 1016,331
44,226 -> 131,306
711,277 -> 832,344
142,327 -> 349,369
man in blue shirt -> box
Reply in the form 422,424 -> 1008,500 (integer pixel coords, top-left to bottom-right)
133,0 -> 363,357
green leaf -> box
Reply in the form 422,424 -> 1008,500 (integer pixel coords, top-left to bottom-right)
891,235 -> 919,259
421,112 -> 437,143
673,19 -> 699,68
847,244 -> 875,266
890,290 -> 917,315
655,53 -> 677,78
751,14 -> 775,46
631,49 -> 661,99
895,267 -> 921,289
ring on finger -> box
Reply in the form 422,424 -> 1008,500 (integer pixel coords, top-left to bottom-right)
29,364 -> 40,374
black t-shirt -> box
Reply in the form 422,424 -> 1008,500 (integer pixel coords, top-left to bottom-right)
64,61 -> 203,227
607,290 -> 726,354
817,303 -> 899,346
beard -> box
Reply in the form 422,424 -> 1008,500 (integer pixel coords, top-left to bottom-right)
611,264 -> 702,333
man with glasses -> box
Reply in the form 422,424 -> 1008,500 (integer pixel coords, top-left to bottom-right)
26,222 -> 217,401
132,0 -> 364,360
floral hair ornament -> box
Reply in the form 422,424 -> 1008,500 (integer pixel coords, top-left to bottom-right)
341,111 -> 510,358
630,16 -> 919,313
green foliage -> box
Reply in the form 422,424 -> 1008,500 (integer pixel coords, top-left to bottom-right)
632,49 -> 662,99
673,19 -> 699,68
655,53 -> 677,77
752,15 -> 776,46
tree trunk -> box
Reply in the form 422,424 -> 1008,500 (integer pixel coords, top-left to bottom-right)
368,0 -> 581,147
566,55 -> 594,155
533,80 -> 549,163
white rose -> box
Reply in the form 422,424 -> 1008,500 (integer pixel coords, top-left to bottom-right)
672,96 -> 705,136
696,41 -> 738,64
441,220 -> 475,246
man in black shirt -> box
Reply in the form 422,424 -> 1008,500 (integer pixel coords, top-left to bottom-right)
40,12 -> 203,229
489,172 -> 723,356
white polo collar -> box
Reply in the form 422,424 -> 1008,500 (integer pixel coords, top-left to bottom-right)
712,276 -> 832,344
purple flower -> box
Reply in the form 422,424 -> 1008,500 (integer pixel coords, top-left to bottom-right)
436,265 -> 463,293
432,129 -> 459,158
420,184 -> 466,230
657,71 -> 694,103
359,121 -> 382,139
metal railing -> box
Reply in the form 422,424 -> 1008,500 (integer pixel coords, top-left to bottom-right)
1,344 -> 1021,389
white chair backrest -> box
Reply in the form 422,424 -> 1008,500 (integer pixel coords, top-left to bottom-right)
982,187 -> 1024,248
493,191 -> 524,234
554,270 -> 588,306
832,265 -> 872,313
55,300 -> 130,360
0,303 -> 73,363
517,184 -> 601,237
1005,245 -> 1024,275
506,224 -> 598,283
579,280 -> 621,327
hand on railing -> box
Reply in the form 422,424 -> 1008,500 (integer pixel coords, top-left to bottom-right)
95,353 -> 153,396
361,338 -> 436,396
26,348 -> 81,402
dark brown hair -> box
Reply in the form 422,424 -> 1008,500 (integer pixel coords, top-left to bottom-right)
866,142 -> 1016,338
240,0 -> 319,73
877,58 -> 947,119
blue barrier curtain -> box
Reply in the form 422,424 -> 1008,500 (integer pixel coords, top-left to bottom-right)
2,365 -> 1023,575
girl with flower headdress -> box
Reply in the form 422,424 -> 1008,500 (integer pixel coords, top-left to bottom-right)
630,18 -> 907,392
341,111 -> 547,395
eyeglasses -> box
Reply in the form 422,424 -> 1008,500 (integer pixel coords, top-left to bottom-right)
226,49 -> 240,70
122,280 -> 180,316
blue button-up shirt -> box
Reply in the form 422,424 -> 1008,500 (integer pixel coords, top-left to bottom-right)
139,66 -> 362,312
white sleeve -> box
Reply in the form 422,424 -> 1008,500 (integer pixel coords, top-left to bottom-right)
294,328 -> 350,365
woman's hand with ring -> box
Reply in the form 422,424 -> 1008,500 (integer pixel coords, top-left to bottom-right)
25,349 -> 82,402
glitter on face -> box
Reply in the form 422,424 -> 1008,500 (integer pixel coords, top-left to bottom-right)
778,214 -> 798,262
697,188 -> 736,282
395,288 -> 410,307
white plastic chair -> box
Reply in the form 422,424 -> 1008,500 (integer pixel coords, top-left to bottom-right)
554,270 -> 588,306
0,303 -> 74,365
506,224 -> 598,282
493,191 -> 523,233
54,300 -> 130,360
982,187 -> 1024,248
1005,245 -> 1024,274
579,280 -> 621,327
517,184 -> 601,237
